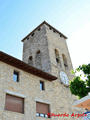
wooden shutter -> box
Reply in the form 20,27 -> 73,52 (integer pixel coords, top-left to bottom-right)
5,94 -> 24,113
36,102 -> 49,114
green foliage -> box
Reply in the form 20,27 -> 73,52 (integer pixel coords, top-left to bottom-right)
87,75 -> 90,86
70,64 -> 90,99
70,76 -> 88,98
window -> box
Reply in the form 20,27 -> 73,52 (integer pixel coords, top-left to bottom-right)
62,54 -> 68,69
40,81 -> 44,90
31,32 -> 34,36
38,28 -> 41,31
13,71 -> 19,82
27,37 -> 29,40
28,56 -> 33,66
60,34 -> 62,37
49,27 -> 52,30
55,49 -> 62,67
55,49 -> 60,63
53,30 -> 56,32
5,94 -> 24,114
35,50 -> 42,69
36,102 -> 50,118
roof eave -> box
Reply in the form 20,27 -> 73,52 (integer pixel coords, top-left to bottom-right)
21,21 -> 68,42
0,51 -> 57,81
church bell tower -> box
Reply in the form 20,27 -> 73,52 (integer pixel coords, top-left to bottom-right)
22,21 -> 73,85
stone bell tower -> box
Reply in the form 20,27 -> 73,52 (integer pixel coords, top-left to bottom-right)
22,21 -> 73,79
21,21 -> 82,115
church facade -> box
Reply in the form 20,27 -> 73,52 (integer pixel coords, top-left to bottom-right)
0,21 -> 83,120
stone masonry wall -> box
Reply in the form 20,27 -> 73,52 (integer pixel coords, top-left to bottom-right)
45,24 -> 73,79
0,61 -> 84,120
22,24 -> 51,73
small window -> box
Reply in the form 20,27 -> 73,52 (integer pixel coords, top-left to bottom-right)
40,81 -> 44,90
27,37 -> 29,40
28,56 -> 33,66
53,30 -> 56,32
5,94 -> 24,114
29,56 -> 32,61
62,54 -> 68,69
55,49 -> 59,63
56,57 -> 59,63
49,27 -> 52,30
13,71 -> 19,82
36,102 -> 50,118
31,33 -> 34,36
38,28 -> 41,31
55,49 -> 62,67
35,50 -> 42,69
60,34 -> 62,37
37,50 -> 40,54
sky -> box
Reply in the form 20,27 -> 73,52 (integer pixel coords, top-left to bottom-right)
0,0 -> 90,68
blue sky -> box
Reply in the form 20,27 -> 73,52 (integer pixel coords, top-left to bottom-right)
0,0 -> 90,68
